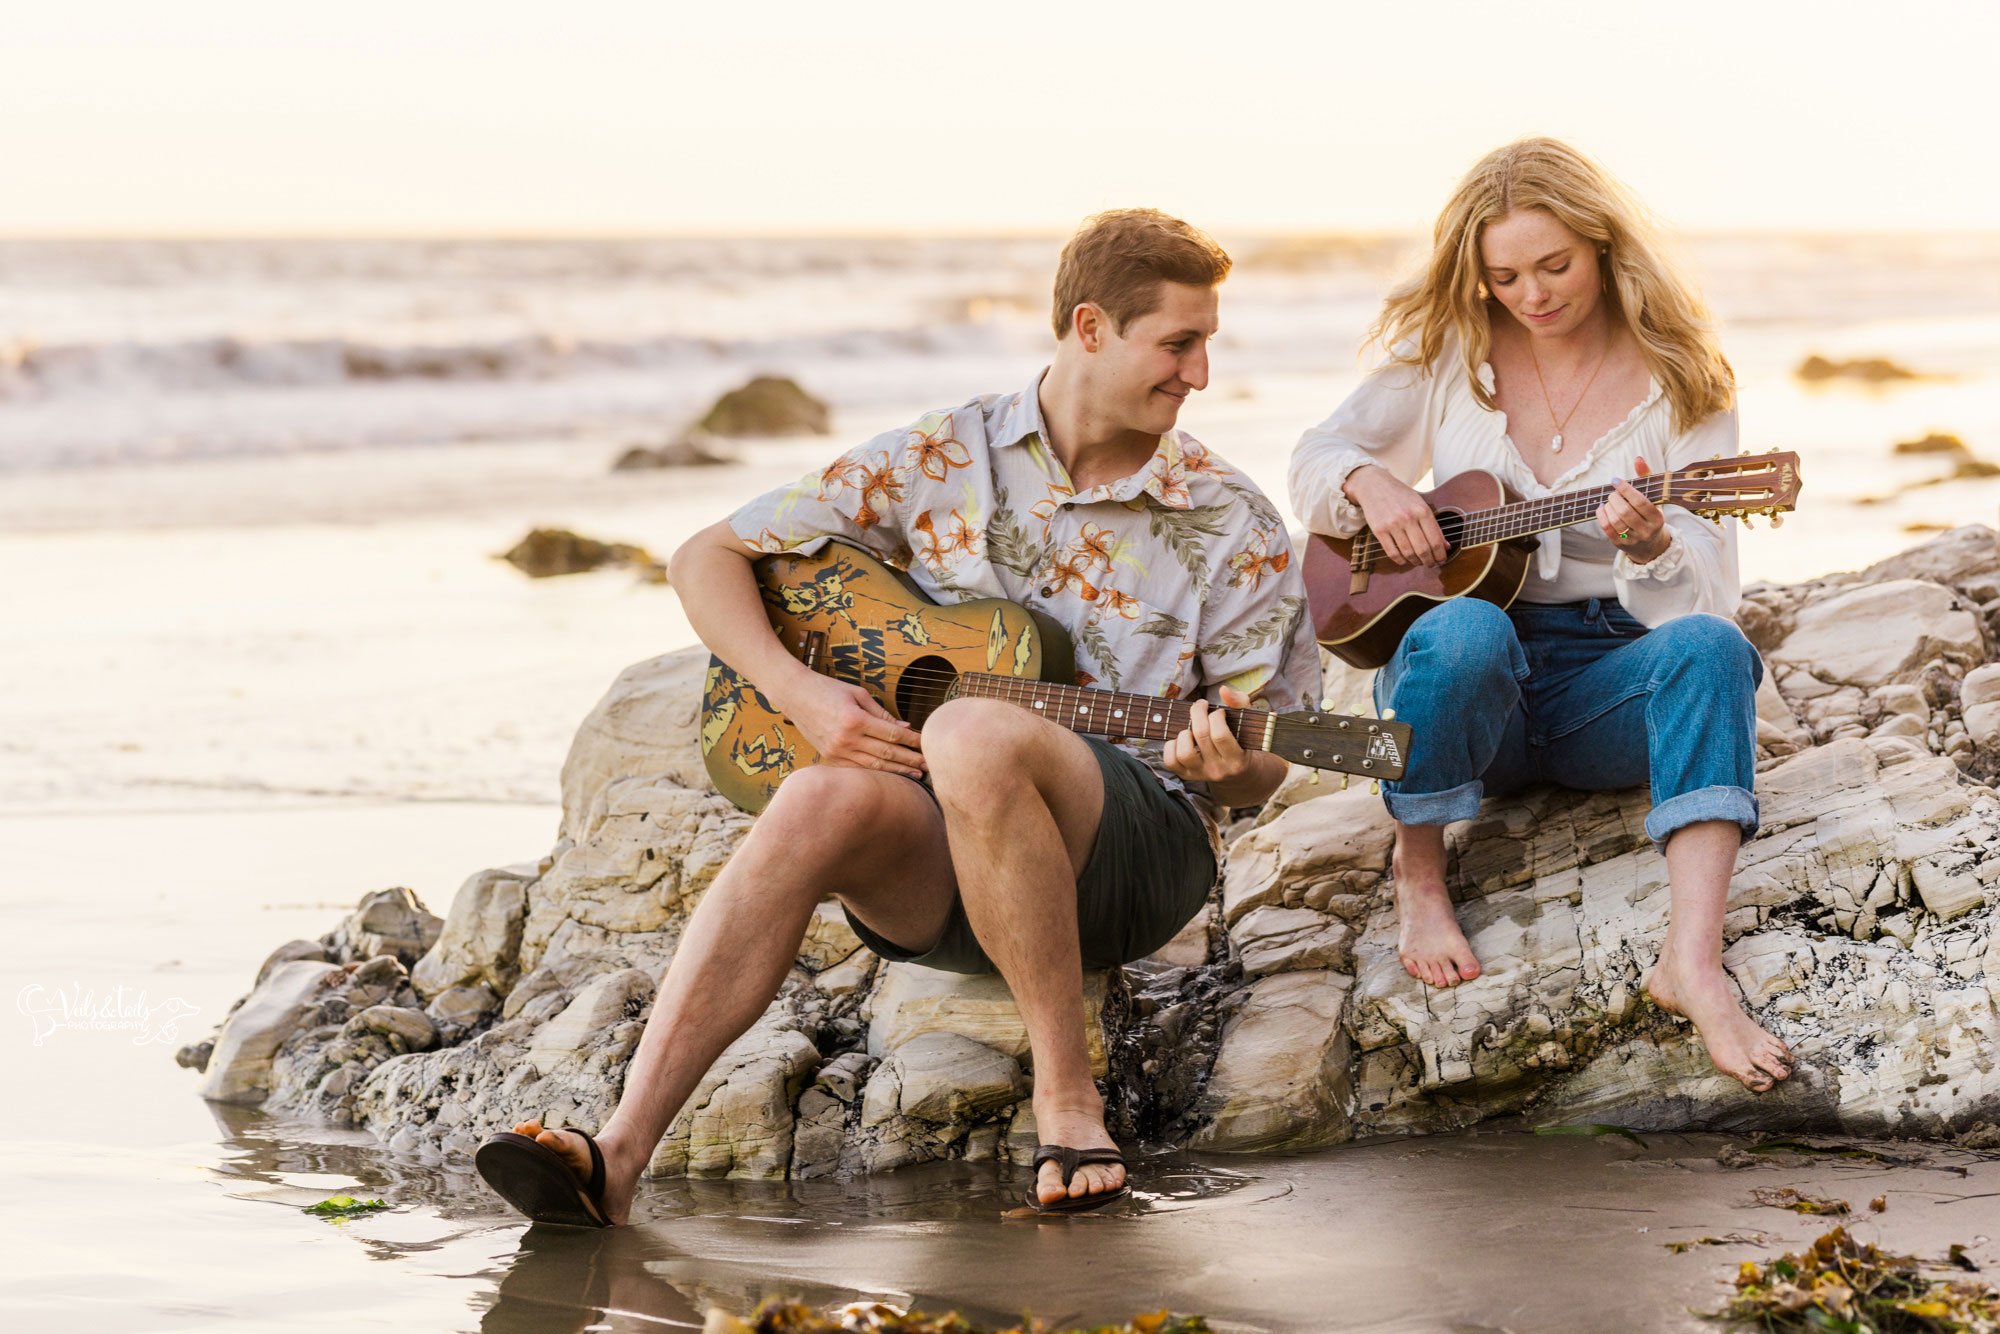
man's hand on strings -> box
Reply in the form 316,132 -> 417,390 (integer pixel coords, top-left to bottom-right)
780,675 -> 925,778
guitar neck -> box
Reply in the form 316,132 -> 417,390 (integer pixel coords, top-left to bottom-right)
1451,472 -> 1681,547
950,673 -> 1275,752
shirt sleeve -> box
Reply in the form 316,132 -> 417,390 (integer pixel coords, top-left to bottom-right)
1196,525 -> 1322,715
724,417 -> 927,563
1288,353 -> 1439,539
1612,406 -> 1743,625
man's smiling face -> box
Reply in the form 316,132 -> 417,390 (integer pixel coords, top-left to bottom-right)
1092,280 -> 1217,436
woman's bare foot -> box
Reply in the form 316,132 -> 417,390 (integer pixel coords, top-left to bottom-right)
1394,878 -> 1482,987
1031,1093 -> 1125,1207
512,1118 -> 644,1226
1642,951 -> 1793,1092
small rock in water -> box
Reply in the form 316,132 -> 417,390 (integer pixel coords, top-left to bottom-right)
696,375 -> 830,438
1894,431 -> 1970,456
612,439 -> 735,471
499,528 -> 666,582
1796,353 -> 1922,383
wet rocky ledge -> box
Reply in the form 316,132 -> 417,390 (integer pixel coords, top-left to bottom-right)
180,525 -> 2000,1179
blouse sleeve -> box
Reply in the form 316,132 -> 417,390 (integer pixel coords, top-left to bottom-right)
1611,406 -> 1743,625
1287,354 -> 1439,539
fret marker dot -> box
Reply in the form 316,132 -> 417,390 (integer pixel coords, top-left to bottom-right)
1033,701 -> 1045,710
1077,705 -> 1087,714
1113,709 -> 1123,718
1152,713 -> 1163,723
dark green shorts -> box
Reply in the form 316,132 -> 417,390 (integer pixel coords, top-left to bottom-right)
842,737 -> 1218,975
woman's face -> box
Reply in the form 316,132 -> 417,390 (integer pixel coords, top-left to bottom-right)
1478,207 -> 1604,338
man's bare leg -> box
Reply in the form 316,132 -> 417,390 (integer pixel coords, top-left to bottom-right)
921,699 -> 1122,1207
1390,821 -> 1483,987
1643,819 -> 1793,1091
515,764 -> 956,1224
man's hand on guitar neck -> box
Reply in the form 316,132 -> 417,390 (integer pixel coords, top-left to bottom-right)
1164,686 -> 1288,809
776,673 -> 926,780
1343,465 -> 1450,566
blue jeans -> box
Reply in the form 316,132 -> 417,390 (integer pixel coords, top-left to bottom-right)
1374,597 -> 1762,853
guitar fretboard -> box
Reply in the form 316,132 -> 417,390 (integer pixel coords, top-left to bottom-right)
1351,464 -> 1792,567
948,672 -> 1270,750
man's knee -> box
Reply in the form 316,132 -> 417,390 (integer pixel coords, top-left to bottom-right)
759,765 -> 915,850
921,697 -> 1049,788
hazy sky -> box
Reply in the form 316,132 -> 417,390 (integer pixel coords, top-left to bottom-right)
4,1 -> 1996,235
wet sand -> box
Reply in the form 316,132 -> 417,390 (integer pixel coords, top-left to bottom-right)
7,803 -> 1999,1333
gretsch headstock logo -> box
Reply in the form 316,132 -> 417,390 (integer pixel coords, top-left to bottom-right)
1368,730 -> 1403,767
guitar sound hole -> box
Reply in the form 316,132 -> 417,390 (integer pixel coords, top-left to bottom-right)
1434,510 -> 1467,555
896,655 -> 959,730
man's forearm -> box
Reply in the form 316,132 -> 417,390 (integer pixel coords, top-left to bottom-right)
668,530 -> 817,711
1202,750 -> 1290,810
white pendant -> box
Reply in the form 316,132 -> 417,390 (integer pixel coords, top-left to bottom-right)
1550,433 -> 1564,453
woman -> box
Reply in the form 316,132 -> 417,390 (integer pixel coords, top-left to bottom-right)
1287,137 -> 1791,1093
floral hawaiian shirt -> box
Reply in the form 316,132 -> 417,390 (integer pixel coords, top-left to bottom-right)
726,371 -> 1322,818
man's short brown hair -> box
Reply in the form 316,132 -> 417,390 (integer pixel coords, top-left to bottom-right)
1051,208 -> 1232,339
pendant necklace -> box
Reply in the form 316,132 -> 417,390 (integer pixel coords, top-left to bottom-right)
1527,332 -> 1612,454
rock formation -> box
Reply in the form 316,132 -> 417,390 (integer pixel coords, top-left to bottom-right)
695,376 -> 830,438
183,526 -> 2000,1179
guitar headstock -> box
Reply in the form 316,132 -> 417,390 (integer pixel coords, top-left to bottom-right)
1668,451 -> 1802,524
1264,710 -> 1412,781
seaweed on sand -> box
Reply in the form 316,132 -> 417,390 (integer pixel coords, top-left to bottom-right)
1712,1225 -> 2000,1331
704,1301 -> 1213,1334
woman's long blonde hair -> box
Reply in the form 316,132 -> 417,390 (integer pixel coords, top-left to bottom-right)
1371,137 -> 1734,433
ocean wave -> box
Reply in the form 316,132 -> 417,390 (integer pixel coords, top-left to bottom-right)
0,323 -> 1026,402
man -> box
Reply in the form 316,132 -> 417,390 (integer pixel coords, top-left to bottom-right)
476,208 -> 1320,1225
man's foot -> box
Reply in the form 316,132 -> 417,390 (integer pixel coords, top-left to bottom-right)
1394,878 -> 1482,987
1643,952 -> 1793,1093
510,1119 -> 642,1226
1031,1099 -> 1125,1208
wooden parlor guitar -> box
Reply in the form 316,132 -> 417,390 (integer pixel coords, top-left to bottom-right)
1302,451 -> 1802,669
699,542 -> 1414,814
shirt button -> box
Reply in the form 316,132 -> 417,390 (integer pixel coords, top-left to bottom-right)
1039,585 -> 1055,597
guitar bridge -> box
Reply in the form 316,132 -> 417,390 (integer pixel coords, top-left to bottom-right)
798,630 -> 828,672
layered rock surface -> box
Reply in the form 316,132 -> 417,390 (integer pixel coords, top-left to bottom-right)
183,526 -> 2000,1176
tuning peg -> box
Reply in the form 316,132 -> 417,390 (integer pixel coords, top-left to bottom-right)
1381,707 -> 1397,721
1320,697 -> 1335,710
1741,514 -> 1756,528
1341,774 -> 1350,790
1308,770 -> 1321,786
1769,512 -> 1784,528
1370,780 -> 1381,795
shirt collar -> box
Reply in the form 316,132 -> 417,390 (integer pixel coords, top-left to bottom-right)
992,368 -> 1193,511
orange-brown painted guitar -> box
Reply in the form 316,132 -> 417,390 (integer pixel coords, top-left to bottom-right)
1303,451 -> 1802,669
699,542 -> 1414,813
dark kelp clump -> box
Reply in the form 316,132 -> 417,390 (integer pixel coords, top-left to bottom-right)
1714,1225 -> 1999,1331
705,1301 -> 1212,1334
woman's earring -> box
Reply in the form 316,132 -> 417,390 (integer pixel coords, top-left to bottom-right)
1476,282 -> 1490,300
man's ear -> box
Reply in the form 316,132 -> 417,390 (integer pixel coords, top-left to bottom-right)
1072,301 -> 1105,353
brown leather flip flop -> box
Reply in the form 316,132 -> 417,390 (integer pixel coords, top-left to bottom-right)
1024,1144 -> 1130,1214
475,1128 -> 612,1228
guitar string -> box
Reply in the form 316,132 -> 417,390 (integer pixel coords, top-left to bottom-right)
776,656 -> 1388,761
1350,467 -> 1785,565
1357,472 -> 1790,562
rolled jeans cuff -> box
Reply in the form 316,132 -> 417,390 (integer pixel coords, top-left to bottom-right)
1382,778 -> 1484,827
1645,784 -> 1759,854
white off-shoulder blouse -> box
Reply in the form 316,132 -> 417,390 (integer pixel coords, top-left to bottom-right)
1287,341 -> 1742,627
